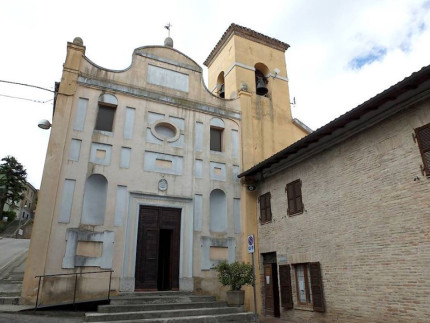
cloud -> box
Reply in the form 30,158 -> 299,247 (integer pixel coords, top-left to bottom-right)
349,47 -> 387,70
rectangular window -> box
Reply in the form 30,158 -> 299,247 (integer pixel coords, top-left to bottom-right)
295,264 -> 312,305
286,179 -> 303,215
293,262 -> 325,312
258,192 -> 272,224
415,123 -> 430,176
95,105 -> 115,132
210,127 -> 222,151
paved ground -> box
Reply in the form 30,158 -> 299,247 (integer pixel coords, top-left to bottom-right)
0,238 -> 29,273
0,312 -> 84,323
0,313 -> 293,323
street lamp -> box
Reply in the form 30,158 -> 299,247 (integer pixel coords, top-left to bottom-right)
38,119 -> 52,130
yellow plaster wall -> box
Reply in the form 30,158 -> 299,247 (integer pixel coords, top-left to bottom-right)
207,33 -> 308,315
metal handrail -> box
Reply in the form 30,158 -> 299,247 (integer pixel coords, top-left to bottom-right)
34,270 -> 113,309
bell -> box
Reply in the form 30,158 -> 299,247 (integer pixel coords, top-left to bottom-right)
256,76 -> 268,96
219,84 -> 225,98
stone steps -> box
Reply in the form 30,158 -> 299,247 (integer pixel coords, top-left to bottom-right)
0,296 -> 20,305
85,291 -> 257,323
86,307 -> 243,321
98,301 -> 228,313
110,295 -> 216,305
87,312 -> 256,323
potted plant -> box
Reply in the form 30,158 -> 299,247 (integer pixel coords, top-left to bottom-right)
215,260 -> 254,306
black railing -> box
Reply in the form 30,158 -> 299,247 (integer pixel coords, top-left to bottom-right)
34,270 -> 113,309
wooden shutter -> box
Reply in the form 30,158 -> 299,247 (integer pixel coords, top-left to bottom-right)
286,182 -> 295,214
259,194 -> 266,223
310,262 -> 325,312
294,180 -> 303,213
266,193 -> 272,222
415,124 -> 430,176
286,179 -> 303,215
259,193 -> 272,223
279,265 -> 293,309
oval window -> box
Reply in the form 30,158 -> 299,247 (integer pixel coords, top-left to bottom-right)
154,122 -> 177,140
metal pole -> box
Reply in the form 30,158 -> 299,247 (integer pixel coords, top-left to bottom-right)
252,253 -> 257,316
73,273 -> 78,310
108,271 -> 112,301
35,276 -> 42,310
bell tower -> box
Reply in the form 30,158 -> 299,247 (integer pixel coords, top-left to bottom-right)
204,23 -> 308,170
204,24 -> 309,313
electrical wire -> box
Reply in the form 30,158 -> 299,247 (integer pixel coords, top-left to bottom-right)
0,93 -> 53,104
0,80 -> 55,93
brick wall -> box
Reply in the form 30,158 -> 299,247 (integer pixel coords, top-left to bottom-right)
256,101 -> 430,323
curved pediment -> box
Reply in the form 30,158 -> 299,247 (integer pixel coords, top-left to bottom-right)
134,46 -> 202,73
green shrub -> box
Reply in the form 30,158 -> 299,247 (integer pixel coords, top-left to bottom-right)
215,261 -> 254,291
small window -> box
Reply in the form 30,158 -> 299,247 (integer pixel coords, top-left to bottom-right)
95,93 -> 117,132
415,123 -> 430,176
210,128 -> 222,152
286,179 -> 303,215
95,106 -> 115,132
258,192 -> 272,224
293,262 -> 325,312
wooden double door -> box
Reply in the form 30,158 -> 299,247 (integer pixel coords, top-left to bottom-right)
135,206 -> 181,290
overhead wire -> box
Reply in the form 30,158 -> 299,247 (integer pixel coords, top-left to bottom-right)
0,94 -> 53,104
0,79 -> 56,104
0,80 -> 55,93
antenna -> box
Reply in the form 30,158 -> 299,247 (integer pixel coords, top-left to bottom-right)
290,96 -> 296,106
164,23 -> 172,37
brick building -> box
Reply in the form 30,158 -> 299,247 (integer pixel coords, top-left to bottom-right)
239,65 -> 430,322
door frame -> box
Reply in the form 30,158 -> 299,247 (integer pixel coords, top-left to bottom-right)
135,206 -> 181,290
262,252 -> 281,317
120,194 -> 193,293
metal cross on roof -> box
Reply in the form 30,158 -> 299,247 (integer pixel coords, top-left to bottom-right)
164,23 -> 172,37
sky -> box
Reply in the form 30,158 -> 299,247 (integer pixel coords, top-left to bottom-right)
1,0 -> 429,189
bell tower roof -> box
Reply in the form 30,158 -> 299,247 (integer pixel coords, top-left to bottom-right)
204,23 -> 290,67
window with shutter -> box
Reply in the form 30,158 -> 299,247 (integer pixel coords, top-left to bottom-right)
259,192 -> 272,224
279,265 -> 293,309
415,123 -> 430,176
286,179 -> 303,215
293,262 -> 325,312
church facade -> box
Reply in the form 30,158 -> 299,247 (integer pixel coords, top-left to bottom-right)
21,24 -> 307,306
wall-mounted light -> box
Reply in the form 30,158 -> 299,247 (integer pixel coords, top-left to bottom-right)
38,119 -> 52,130
273,68 -> 280,77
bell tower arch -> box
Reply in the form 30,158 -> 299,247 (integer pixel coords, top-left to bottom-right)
204,23 -> 308,169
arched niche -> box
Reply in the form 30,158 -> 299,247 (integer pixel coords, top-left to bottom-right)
254,63 -> 270,96
210,189 -> 227,232
217,72 -> 225,98
81,174 -> 108,225
98,93 -> 118,106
